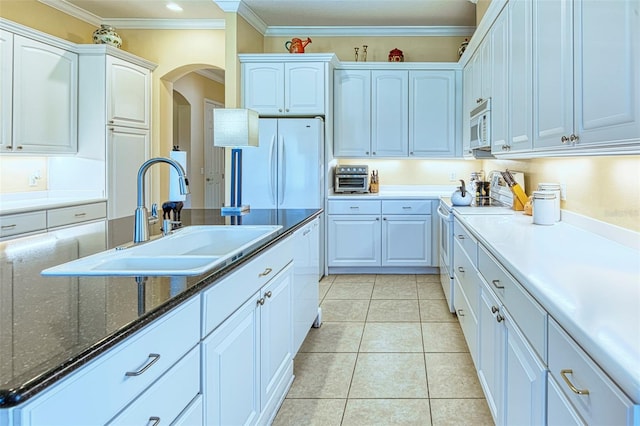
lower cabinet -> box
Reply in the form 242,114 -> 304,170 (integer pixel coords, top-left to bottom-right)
327,199 -> 434,269
203,263 -> 293,426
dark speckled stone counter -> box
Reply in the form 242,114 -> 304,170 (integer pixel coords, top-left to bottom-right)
0,208 -> 322,407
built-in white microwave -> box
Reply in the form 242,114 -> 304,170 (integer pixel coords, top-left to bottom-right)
470,98 -> 491,150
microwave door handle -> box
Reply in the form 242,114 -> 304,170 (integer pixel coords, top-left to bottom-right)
476,115 -> 482,145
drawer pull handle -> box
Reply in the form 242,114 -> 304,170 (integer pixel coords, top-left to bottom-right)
350,206 -> 359,209
126,353 -> 160,376
492,279 -> 504,289
402,206 -> 412,209
1,224 -> 17,229
457,235 -> 465,240
457,309 -> 464,317
303,228 -> 311,236
265,290 -> 272,298
259,267 -> 273,277
458,267 -> 465,273
560,369 -> 590,395
74,213 -> 87,217
496,314 -> 504,323
148,416 -> 160,426
491,306 -> 499,314
257,297 -> 265,306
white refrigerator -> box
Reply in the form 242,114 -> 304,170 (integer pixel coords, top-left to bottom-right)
241,118 -> 324,209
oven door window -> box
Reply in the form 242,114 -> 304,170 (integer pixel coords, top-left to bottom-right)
337,176 -> 366,189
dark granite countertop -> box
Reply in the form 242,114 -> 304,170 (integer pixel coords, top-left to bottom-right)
0,208 -> 322,407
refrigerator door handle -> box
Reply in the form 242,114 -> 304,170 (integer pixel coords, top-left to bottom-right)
278,134 -> 285,205
269,134 -> 277,204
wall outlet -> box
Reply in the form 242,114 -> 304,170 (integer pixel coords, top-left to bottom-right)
449,172 -> 457,181
560,183 -> 567,201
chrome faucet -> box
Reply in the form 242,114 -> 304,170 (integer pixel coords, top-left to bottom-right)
133,157 -> 189,243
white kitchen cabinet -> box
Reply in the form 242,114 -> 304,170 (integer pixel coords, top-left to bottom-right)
15,296 -> 200,425
241,60 -> 326,116
4,34 -> 77,154
490,7 -> 509,153
203,263 -> 293,426
478,282 -> 504,419
371,70 -> 408,157
533,0 -> 640,153
409,70 -> 458,157
0,29 -> 12,152
106,56 -> 151,129
107,127 -> 150,220
292,218 -> 320,354
506,0 -> 533,153
547,374 -> 585,426
328,199 -> 435,270
333,69 -> 371,157
461,64 -> 473,158
0,211 -> 46,239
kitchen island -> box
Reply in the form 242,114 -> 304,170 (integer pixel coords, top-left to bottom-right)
0,208 -> 321,424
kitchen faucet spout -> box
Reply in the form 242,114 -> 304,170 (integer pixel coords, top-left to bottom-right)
133,157 -> 189,243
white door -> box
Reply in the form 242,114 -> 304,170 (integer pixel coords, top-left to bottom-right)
205,99 -> 225,209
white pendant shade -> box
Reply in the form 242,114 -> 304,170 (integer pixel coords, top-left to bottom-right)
213,108 -> 259,147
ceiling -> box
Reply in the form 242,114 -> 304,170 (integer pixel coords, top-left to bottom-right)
44,0 -> 477,33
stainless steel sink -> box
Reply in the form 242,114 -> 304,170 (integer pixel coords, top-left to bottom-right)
42,225 -> 282,276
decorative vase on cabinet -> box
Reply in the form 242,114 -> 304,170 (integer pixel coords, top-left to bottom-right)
92,25 -> 122,48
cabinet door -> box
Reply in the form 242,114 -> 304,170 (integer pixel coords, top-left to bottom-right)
480,39 -> 492,103
203,293 -> 260,426
260,263 -> 293,413
0,30 -> 12,152
285,62 -> 324,115
462,64 -> 473,157
470,51 -> 483,106
478,284 -> 505,424
333,70 -> 371,157
12,35 -> 77,153
547,375 -> 586,426
532,0 -> 574,150
371,70 -> 408,157
490,8 -> 509,153
507,0 -> 533,152
107,127 -> 149,220
107,56 -> 150,129
243,62 -> 284,115
381,215 -> 432,266
409,70 -> 457,157
503,313 -> 546,426
327,214 -> 380,267
574,0 -> 640,147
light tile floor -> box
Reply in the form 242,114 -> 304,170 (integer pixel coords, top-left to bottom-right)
273,274 -> 495,426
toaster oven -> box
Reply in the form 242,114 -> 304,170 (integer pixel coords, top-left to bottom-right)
334,165 -> 369,193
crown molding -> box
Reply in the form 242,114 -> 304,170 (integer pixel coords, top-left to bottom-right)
215,1 -> 267,34
103,19 -> 225,30
265,25 -> 476,37
39,0 -> 102,26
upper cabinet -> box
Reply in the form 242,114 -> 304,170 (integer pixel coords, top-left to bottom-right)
334,65 -> 459,158
534,0 -> 640,153
107,56 -> 151,129
1,30 -> 78,154
240,54 -> 337,116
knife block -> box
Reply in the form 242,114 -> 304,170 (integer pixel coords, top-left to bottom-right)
369,182 -> 379,193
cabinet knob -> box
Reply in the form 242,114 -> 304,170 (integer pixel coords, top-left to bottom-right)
410,152 -> 414,155
279,108 -> 283,112
257,298 -> 265,306
383,217 -> 387,220
366,151 -> 370,155
561,135 -> 570,144
569,134 -> 579,143
560,369 -> 590,395
491,306 -> 499,314
16,146 -> 23,150
285,108 -> 290,112
496,314 -> 504,323
372,152 -> 376,155
5,146 -> 12,150
108,120 -> 114,124
375,217 -> 380,221
476,98 -> 483,104
265,290 -> 272,298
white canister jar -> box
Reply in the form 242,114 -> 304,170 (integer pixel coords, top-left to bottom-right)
532,191 -> 556,225
537,183 -> 561,221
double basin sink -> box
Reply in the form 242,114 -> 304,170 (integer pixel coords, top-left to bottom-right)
42,225 -> 283,277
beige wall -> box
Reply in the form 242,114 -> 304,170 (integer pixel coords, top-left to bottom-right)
476,0 -> 493,26
264,35 -> 469,62
173,72 -> 225,208
0,157 -> 48,193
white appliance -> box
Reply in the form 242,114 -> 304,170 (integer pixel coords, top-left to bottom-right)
241,118 -> 324,209
470,98 -> 491,151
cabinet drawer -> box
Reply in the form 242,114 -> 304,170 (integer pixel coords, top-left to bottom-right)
18,297 -> 201,426
0,211 -> 46,238
328,200 -> 381,215
548,319 -> 637,425
453,238 -> 480,317
47,202 -> 106,228
478,245 -> 547,361
453,219 -> 477,266
202,237 -> 293,338
108,346 -> 200,425
382,200 -> 432,215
